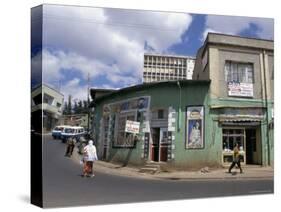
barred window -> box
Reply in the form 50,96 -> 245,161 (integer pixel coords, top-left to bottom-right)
115,112 -> 136,147
225,61 -> 254,83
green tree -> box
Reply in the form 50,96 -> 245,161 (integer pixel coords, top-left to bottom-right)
82,100 -> 88,114
63,102 -> 68,115
77,100 -> 83,114
67,95 -> 72,115
73,101 -> 78,114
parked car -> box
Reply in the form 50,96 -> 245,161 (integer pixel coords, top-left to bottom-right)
52,125 -> 69,139
60,126 -> 87,143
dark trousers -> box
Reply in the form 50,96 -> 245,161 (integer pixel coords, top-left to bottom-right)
65,144 -> 74,156
229,160 -> 243,173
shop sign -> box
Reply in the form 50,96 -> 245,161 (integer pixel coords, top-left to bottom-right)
219,108 -> 265,117
142,121 -> 150,133
103,96 -> 150,114
186,106 -> 204,149
125,120 -> 140,134
227,82 -> 253,97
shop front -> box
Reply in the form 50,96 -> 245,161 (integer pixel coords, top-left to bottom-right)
92,81 -> 211,168
217,108 -> 265,166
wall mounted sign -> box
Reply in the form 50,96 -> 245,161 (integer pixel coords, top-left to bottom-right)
103,96 -> 150,115
227,82 -> 253,97
186,106 -> 204,149
218,108 -> 265,117
125,120 -> 140,134
143,133 -> 150,159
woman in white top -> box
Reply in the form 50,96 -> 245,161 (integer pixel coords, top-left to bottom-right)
82,140 -> 98,177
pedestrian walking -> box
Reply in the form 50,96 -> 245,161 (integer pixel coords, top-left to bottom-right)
82,140 -> 98,177
65,137 -> 76,157
228,143 -> 243,174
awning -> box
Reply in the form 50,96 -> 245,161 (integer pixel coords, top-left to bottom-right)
219,118 -> 262,122
218,115 -> 263,126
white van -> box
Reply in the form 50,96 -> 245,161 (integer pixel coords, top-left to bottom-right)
52,125 -> 70,139
60,126 -> 86,143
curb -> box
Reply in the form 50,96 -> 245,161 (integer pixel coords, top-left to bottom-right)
70,147 -> 273,181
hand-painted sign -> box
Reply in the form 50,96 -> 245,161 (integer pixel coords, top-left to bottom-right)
186,106 -> 204,149
227,82 -> 253,97
125,120 -> 140,134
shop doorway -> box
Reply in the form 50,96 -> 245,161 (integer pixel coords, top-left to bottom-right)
246,128 -> 261,165
222,126 -> 262,165
159,128 -> 168,162
151,128 -> 160,162
151,128 -> 168,162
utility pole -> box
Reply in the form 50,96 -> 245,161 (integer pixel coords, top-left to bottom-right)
58,79 -> 61,92
87,73 -> 90,132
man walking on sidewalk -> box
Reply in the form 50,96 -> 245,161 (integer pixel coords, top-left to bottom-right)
228,142 -> 243,174
65,137 -> 76,157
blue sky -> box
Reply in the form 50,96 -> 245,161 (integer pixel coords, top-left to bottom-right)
31,5 -> 274,101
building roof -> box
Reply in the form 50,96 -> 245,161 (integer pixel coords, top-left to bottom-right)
32,83 -> 64,97
144,52 -> 196,60
203,32 -> 274,51
208,32 -> 273,42
90,80 -> 210,105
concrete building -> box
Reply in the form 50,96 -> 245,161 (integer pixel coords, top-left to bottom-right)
193,33 -> 274,166
90,33 -> 274,169
91,81 -> 210,169
31,84 -> 64,132
60,114 -> 89,129
143,53 -> 195,83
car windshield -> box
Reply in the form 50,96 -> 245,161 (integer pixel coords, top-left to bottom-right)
54,127 -> 63,131
64,128 -> 75,133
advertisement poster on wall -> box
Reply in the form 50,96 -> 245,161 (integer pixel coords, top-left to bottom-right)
186,106 -> 204,149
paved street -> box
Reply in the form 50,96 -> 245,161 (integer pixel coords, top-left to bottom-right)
43,135 -> 273,208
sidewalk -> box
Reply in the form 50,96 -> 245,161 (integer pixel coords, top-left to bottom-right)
72,148 -> 273,181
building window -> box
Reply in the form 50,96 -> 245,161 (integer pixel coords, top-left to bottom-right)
224,61 -> 254,83
115,112 -> 136,147
43,93 -> 54,105
158,109 -> 164,119
222,129 -> 245,151
33,94 -> 42,105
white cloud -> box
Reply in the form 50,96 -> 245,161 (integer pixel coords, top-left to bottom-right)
201,28 -> 221,41
59,78 -> 88,102
31,51 -> 42,86
38,5 -> 193,100
202,15 -> 274,41
42,5 -> 192,80
41,49 -> 140,87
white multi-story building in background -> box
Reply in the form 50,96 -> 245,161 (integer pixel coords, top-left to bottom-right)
143,53 -> 195,83
31,84 -> 64,132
